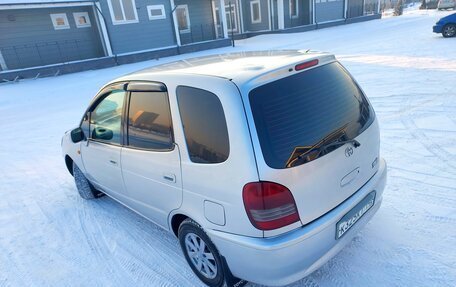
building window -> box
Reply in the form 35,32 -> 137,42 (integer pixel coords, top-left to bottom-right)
107,0 -> 138,25
215,7 -> 220,23
250,0 -> 261,24
225,4 -> 238,32
50,13 -> 70,30
73,12 -> 91,28
289,0 -> 298,18
176,5 -> 190,33
147,5 -> 166,20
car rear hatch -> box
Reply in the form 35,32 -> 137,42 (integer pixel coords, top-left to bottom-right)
247,60 -> 380,228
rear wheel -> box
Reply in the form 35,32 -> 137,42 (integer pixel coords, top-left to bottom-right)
178,219 -> 225,287
73,162 -> 103,199
442,24 -> 456,38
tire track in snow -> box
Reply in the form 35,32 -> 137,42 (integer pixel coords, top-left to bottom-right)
401,116 -> 456,169
388,165 -> 456,181
371,93 -> 439,120
0,245 -> 32,287
404,250 -> 455,287
248,276 -> 320,287
77,200 -> 137,286
83,198 -> 200,287
388,176 -> 456,208
389,174 -> 456,191
424,215 -> 456,224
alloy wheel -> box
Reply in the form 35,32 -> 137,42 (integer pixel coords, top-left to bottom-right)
184,233 -> 218,279
443,25 -> 456,37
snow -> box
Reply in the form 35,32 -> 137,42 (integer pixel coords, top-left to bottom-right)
1,9 -> 456,287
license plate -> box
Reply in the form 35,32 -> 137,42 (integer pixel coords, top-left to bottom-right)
336,191 -> 376,239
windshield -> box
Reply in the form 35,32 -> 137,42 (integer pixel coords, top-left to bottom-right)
249,61 -> 374,169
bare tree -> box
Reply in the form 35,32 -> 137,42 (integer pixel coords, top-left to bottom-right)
394,0 -> 404,15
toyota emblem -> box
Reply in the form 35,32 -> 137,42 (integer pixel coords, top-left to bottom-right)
345,147 -> 354,157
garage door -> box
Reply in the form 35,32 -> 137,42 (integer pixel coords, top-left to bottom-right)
315,0 -> 345,23
0,7 -> 104,71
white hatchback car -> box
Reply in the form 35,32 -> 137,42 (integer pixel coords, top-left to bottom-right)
62,50 -> 387,287
438,0 -> 455,10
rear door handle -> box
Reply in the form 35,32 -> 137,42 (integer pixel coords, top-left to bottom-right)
109,159 -> 117,165
163,173 -> 176,183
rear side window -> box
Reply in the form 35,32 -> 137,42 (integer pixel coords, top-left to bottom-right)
127,91 -> 173,150
177,86 -> 229,164
249,62 -> 374,169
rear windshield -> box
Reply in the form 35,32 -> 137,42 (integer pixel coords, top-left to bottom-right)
249,62 -> 374,169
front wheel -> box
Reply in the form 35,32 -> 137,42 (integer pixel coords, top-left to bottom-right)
178,219 -> 225,287
442,24 -> 456,38
73,162 -> 103,199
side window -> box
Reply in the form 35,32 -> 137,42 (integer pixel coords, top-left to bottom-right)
89,90 -> 126,145
127,91 -> 173,150
177,86 -> 229,164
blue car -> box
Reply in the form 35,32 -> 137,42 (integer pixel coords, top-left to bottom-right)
433,13 -> 456,37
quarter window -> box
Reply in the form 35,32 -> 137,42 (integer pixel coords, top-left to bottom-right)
176,5 -> 191,33
127,92 -> 173,150
177,86 -> 229,164
250,0 -> 261,24
89,90 -> 126,145
108,0 -> 138,25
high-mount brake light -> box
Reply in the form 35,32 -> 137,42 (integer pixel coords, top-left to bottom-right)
295,59 -> 319,71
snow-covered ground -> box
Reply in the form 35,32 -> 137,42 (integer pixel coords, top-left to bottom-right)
1,9 -> 455,287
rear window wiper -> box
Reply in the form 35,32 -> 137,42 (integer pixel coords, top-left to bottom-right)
287,138 -> 360,168
319,139 -> 361,151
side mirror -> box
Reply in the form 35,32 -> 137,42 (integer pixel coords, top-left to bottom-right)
71,127 -> 84,143
92,127 -> 113,140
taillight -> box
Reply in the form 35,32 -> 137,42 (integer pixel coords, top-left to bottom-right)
243,181 -> 300,230
295,59 -> 319,71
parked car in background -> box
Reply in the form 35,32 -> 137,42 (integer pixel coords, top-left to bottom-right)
425,0 -> 440,9
438,0 -> 456,10
433,13 -> 456,37
62,50 -> 387,287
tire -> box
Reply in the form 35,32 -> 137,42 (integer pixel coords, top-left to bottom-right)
442,24 -> 456,38
178,219 -> 225,287
73,162 -> 103,199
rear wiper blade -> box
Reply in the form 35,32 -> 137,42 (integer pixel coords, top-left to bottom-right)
299,139 -> 360,160
287,138 -> 360,167
319,139 -> 361,151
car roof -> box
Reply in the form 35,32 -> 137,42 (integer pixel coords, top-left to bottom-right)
116,50 -> 336,87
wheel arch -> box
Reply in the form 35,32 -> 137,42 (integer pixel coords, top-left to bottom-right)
170,213 -> 190,237
65,155 -> 74,176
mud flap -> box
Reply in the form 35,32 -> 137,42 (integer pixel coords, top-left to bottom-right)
221,256 -> 247,287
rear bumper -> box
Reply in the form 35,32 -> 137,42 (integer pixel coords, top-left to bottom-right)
433,24 -> 443,33
207,158 -> 387,286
